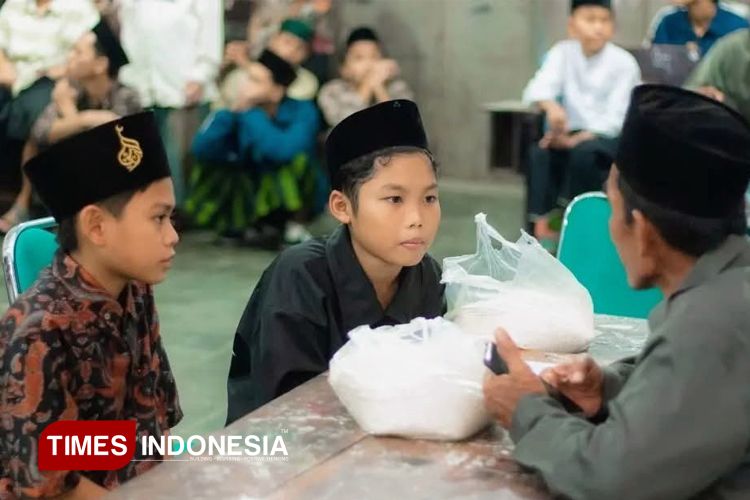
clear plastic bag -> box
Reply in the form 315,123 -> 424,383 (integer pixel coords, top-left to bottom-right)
328,317 -> 491,441
442,213 -> 595,353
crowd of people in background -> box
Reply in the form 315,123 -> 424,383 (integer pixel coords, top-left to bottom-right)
0,0 -> 748,254
0,0 -> 417,251
524,0 -> 750,253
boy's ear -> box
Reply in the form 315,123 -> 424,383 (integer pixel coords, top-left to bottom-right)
77,205 -> 109,248
328,190 -> 353,225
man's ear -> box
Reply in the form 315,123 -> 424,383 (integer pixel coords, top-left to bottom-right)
77,205 -> 109,248
329,190 -> 353,225
632,208 -> 657,262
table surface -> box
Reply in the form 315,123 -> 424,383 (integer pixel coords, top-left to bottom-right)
105,315 -> 648,500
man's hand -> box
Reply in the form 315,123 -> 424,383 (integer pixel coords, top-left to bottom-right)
52,79 -> 79,117
482,328 -> 547,429
696,86 -> 725,103
225,41 -> 252,68
0,61 -> 16,88
540,356 -> 604,418
185,81 -> 204,107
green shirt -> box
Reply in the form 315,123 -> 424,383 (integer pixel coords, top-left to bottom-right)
510,235 -> 750,500
685,29 -> 750,123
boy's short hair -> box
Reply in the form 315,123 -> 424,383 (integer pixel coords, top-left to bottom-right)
570,0 -> 612,13
57,187 -> 143,253
337,146 -> 437,212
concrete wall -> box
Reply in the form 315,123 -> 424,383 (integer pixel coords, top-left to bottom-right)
334,0 -> 750,180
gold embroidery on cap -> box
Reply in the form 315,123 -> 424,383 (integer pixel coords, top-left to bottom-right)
115,125 -> 143,171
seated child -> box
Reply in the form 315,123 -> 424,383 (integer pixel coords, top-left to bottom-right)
318,27 -> 414,127
0,112 -> 181,499
221,18 -> 319,105
226,100 -> 445,423
522,0 -> 641,249
189,49 -> 322,248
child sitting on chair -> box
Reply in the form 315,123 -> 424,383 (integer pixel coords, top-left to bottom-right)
522,0 -> 641,251
226,100 -> 445,423
0,112 -> 181,499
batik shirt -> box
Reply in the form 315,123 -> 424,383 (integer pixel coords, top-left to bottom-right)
0,252 -> 182,499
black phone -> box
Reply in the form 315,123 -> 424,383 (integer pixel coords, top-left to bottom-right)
483,342 -> 509,375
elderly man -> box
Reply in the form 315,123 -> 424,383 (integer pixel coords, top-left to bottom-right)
484,85 -> 750,500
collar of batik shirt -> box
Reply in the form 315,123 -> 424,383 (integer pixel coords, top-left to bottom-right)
51,250 -> 139,318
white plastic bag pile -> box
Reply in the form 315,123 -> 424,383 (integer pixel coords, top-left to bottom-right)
328,317 -> 491,441
442,213 -> 595,353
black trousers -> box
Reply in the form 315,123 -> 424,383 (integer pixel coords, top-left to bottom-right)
527,136 -> 619,219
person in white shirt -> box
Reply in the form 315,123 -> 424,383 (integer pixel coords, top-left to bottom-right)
522,0 -> 640,249
117,0 -> 223,209
0,0 -> 98,230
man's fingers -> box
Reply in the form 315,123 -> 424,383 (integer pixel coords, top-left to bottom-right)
540,368 -> 559,386
494,328 -> 529,374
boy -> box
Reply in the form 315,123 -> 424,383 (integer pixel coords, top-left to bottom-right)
189,48 -> 322,248
0,112 -> 181,499
652,0 -> 748,56
522,0 -> 640,249
223,18 -> 319,103
226,100 -> 444,424
0,19 -> 140,235
318,27 -> 414,127
483,85 -> 750,500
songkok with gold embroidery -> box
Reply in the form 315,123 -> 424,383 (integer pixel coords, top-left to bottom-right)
25,111 -> 171,221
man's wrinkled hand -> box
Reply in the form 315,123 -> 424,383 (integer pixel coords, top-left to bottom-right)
483,328 -> 546,429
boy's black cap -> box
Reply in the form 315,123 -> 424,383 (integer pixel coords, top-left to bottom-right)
346,26 -> 379,47
258,48 -> 297,87
24,111 -> 171,221
325,100 -> 429,191
571,0 -> 611,12
615,84 -> 750,218
92,18 -> 129,76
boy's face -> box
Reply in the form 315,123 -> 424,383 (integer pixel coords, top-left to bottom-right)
341,152 -> 440,268
98,178 -> 178,285
269,32 -> 309,67
342,40 -> 383,84
569,6 -> 613,54
67,32 -> 106,82
244,62 -> 285,105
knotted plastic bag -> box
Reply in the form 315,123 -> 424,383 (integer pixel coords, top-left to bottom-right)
329,317 -> 491,441
442,213 -> 595,353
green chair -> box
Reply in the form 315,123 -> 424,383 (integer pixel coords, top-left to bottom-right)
2,217 -> 58,303
557,193 -> 662,319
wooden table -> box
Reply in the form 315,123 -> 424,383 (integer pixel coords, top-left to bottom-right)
105,315 -> 648,500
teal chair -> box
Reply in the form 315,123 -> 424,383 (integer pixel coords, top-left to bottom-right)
2,217 -> 58,303
557,193 -> 662,319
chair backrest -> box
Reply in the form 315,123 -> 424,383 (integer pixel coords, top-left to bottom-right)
2,217 -> 58,304
557,193 -> 662,319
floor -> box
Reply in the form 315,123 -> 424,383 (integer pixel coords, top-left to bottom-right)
0,176 -> 526,440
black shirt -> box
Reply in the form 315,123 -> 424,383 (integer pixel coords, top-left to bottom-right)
226,225 -> 445,424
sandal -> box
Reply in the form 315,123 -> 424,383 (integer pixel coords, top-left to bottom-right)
0,205 -> 30,235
